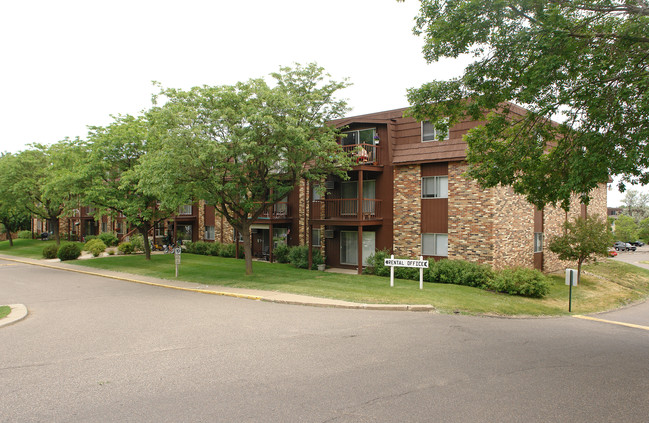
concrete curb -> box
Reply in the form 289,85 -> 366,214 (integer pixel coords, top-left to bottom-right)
0,304 -> 28,328
0,256 -> 436,312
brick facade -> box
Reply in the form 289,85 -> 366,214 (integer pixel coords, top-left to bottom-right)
492,184 -> 535,270
393,165 -> 421,256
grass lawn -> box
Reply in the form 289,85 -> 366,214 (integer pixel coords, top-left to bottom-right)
0,239 -> 84,259
3,239 -> 649,316
0,306 -> 10,319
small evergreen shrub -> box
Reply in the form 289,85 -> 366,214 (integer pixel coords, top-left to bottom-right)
85,239 -> 107,257
219,243 -> 237,258
57,243 -> 81,261
118,242 -> 134,255
42,244 -> 59,259
98,232 -> 119,247
84,235 -> 97,242
273,244 -> 291,263
487,267 -> 550,298
18,230 -> 32,239
130,234 -> 144,252
190,241 -> 211,255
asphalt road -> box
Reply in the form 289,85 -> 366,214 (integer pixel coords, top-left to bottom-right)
2,259 -> 649,422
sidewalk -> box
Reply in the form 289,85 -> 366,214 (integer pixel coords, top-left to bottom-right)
0,254 -> 436,313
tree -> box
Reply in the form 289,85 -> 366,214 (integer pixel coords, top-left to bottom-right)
405,0 -> 649,210
549,216 -> 610,284
83,114 -> 181,260
142,63 -> 352,275
621,189 -> 649,221
638,217 -> 649,241
7,141 -> 84,245
614,214 -> 638,242
0,153 -> 30,246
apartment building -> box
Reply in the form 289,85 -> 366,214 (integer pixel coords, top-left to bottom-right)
39,105 -> 607,272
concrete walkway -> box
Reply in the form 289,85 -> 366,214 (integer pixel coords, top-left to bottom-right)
0,254 -> 436,318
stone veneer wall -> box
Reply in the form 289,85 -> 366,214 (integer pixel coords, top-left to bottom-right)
492,185 -> 535,270
298,180 -> 307,245
197,200 -> 205,241
447,162 -> 496,265
393,165 -> 421,256
543,184 -> 608,273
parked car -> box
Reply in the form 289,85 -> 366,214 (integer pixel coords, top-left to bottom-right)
630,241 -> 645,247
608,248 -> 618,257
614,241 -> 629,251
626,243 -> 637,251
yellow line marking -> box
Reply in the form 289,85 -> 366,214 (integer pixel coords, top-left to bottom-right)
573,315 -> 649,331
0,257 -> 262,301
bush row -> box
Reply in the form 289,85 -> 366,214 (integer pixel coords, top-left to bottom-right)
364,250 -> 549,298
42,243 -> 82,261
182,241 -> 324,269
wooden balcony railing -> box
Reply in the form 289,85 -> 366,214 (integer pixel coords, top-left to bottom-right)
341,143 -> 380,165
311,199 -> 381,220
258,202 -> 291,219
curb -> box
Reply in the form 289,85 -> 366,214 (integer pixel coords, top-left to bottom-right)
0,256 -> 436,313
0,304 -> 28,328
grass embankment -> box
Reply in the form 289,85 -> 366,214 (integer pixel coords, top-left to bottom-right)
0,306 -> 10,319
2,239 -> 649,316
0,239 -> 83,259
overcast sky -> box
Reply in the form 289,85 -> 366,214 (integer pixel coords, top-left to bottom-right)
0,0 -> 640,206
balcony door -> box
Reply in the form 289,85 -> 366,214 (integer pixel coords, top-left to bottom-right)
340,231 -> 375,266
341,180 -> 375,216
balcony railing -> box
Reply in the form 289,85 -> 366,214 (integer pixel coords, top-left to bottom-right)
258,202 -> 291,219
341,143 -> 380,165
311,199 -> 381,220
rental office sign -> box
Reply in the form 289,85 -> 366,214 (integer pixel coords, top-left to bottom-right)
384,255 -> 429,289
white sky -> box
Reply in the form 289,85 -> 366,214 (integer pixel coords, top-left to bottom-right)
0,0 -> 641,207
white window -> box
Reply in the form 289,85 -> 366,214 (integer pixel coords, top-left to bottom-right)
313,184 -> 322,201
422,233 -> 448,256
422,119 -> 450,141
205,225 -> 215,241
422,176 -> 448,199
273,227 -> 288,248
178,205 -> 192,215
534,233 -> 543,253
312,228 -> 321,247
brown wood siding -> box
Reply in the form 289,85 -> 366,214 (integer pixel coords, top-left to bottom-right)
421,162 -> 448,177
422,199 -> 448,233
534,208 -> 543,232
534,252 -> 543,270
205,205 -> 215,226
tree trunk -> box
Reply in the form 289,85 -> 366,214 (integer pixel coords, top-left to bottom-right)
49,217 -> 61,246
240,221 -> 253,275
140,224 -> 152,260
4,221 -> 14,247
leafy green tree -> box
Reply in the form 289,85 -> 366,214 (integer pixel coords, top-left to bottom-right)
0,153 -> 31,246
614,214 -> 638,242
621,189 -> 649,221
549,216 -> 610,284
638,217 -> 649,241
83,114 -> 180,260
7,141 -> 84,245
405,0 -> 649,210
142,63 -> 352,275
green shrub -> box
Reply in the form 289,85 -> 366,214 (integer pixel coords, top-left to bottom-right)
273,244 -> 291,263
427,259 -> 494,288
129,234 -> 144,252
186,241 -> 211,255
84,235 -> 97,242
98,232 -> 119,247
42,244 -> 59,259
288,245 -> 324,269
208,242 -> 221,256
364,249 -> 391,277
118,242 -> 134,255
107,249 -> 115,255
85,239 -> 107,257
18,230 -> 32,239
219,243 -> 244,258
487,267 -> 550,298
57,243 -> 81,261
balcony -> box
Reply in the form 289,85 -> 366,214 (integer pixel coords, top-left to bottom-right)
341,143 -> 381,166
257,202 -> 291,220
311,199 -> 382,225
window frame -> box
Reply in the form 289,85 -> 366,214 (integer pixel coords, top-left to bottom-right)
205,225 -> 215,241
534,232 -> 544,253
312,228 -> 321,247
421,119 -> 450,142
422,233 -> 448,257
421,176 -> 449,199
